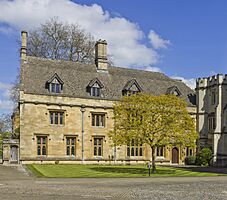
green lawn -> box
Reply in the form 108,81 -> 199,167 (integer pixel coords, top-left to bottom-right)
26,164 -> 226,178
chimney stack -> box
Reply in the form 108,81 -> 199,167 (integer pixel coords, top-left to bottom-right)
95,39 -> 108,71
20,31 -> 27,61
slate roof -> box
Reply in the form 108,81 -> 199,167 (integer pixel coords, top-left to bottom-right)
21,56 -> 196,106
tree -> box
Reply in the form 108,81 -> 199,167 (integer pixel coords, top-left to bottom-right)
109,93 -> 198,173
27,17 -> 95,63
0,114 -> 12,134
196,148 -> 212,166
0,114 -> 12,158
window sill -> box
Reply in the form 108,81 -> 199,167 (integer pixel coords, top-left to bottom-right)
50,124 -> 65,127
93,156 -> 103,159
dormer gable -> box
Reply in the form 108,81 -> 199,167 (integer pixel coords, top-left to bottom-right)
123,79 -> 142,96
166,85 -> 182,97
87,78 -> 104,97
46,73 -> 64,94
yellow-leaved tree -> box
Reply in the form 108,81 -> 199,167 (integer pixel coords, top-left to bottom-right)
109,93 -> 198,173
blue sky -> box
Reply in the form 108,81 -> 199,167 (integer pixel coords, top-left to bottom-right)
0,0 -> 226,114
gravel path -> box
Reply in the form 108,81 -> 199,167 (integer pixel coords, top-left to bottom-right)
1,165 -> 227,200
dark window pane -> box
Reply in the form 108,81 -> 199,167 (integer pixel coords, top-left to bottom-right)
96,115 -> 99,126
98,147 -> 102,156
139,148 -> 143,156
127,147 -> 130,157
71,146 -> 75,156
131,148 -> 134,156
37,146 -> 41,155
160,147 -> 163,156
50,112 -> 53,124
92,88 -> 95,96
94,147 -> 97,156
42,146 -> 46,155
92,115 -> 95,126
94,139 -> 97,145
66,138 -> 70,145
135,148 -> 138,156
56,84 -> 60,93
51,83 -> 55,93
42,137 -> 46,144
60,113 -> 63,124
190,149 -> 193,156
71,138 -> 75,145
67,146 -> 70,155
97,88 -> 100,97
55,113 -> 58,124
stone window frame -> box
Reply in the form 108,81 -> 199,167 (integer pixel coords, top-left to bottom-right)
49,110 -> 65,125
186,147 -> 193,156
87,78 -> 104,97
36,135 -> 48,156
126,139 -> 143,157
122,79 -> 142,96
208,113 -> 216,131
156,146 -> 165,157
65,136 -> 77,157
47,73 -> 64,94
91,112 -> 106,127
93,137 -> 104,157
211,90 -> 216,105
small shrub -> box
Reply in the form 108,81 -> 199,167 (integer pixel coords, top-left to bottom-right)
196,148 -> 212,166
185,156 -> 196,165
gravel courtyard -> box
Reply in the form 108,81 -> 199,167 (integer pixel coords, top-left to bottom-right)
1,165 -> 227,200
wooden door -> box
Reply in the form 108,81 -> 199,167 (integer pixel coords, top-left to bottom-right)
172,147 -> 179,164
10,146 -> 18,163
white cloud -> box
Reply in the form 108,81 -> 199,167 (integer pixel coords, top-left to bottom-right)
0,0 -> 170,68
148,30 -> 171,49
171,76 -> 196,89
143,66 -> 162,73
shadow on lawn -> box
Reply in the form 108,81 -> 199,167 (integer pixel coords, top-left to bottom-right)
91,167 -> 176,175
174,166 -> 227,175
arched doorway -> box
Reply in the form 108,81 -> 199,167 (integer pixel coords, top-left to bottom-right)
172,147 -> 179,164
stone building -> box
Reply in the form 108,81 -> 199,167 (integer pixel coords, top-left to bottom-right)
4,31 -> 196,165
196,74 -> 227,166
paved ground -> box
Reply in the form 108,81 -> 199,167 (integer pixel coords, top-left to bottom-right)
1,165 -> 227,200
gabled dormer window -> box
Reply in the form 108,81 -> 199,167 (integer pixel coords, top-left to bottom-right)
87,78 -> 104,97
166,86 -> 181,97
122,79 -> 142,96
47,73 -> 64,94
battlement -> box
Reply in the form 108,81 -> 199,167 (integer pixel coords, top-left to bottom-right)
196,74 -> 227,88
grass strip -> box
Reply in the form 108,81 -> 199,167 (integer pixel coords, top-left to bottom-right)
26,164 -> 226,178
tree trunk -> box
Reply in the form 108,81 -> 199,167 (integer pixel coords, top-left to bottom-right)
151,146 -> 156,173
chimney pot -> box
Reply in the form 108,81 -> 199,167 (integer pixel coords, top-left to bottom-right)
20,31 -> 27,61
95,39 -> 108,71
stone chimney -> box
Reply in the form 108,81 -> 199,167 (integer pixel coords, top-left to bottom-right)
20,31 -> 27,61
95,39 -> 108,71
